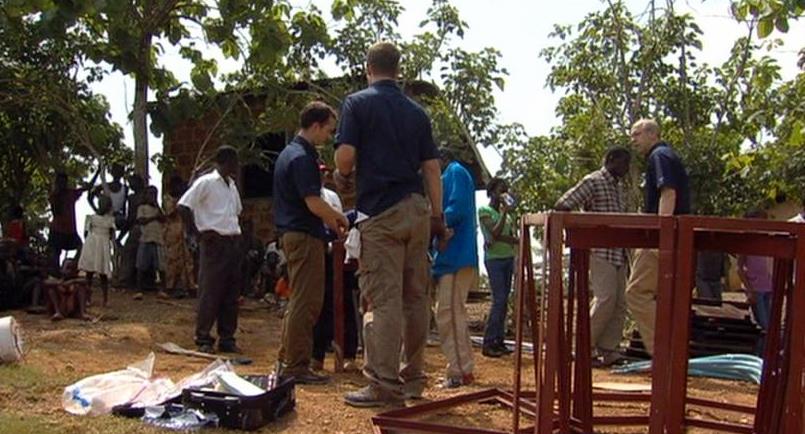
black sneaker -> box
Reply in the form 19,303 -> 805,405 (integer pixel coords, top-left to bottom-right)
495,343 -> 513,354
482,346 -> 504,358
217,343 -> 243,354
198,344 -> 215,354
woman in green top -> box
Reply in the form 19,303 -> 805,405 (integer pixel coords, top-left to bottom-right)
478,178 -> 518,358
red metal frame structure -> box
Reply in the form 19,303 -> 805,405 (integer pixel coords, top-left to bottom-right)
332,241 -> 346,373
331,241 -> 360,373
660,216 -> 805,433
522,212 -> 677,434
370,212 -> 805,434
372,388 -> 540,434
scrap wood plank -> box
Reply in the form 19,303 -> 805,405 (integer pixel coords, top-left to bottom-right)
593,382 -> 652,393
156,342 -> 253,365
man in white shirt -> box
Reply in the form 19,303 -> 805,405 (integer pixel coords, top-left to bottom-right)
178,146 -> 243,354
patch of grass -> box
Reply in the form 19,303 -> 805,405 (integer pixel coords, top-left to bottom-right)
0,364 -> 64,392
0,411 -> 168,434
0,413 -> 60,434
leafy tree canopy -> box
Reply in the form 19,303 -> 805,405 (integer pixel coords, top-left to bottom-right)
0,13 -> 126,233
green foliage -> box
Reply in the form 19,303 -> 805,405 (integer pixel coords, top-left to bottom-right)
731,0 -> 804,38
0,14 -> 125,232
499,0 -> 803,217
147,0 -> 515,184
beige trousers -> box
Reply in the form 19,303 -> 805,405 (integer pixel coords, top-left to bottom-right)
435,267 -> 476,379
358,195 -> 431,397
278,232 -> 325,374
589,255 -> 627,353
625,248 -> 659,355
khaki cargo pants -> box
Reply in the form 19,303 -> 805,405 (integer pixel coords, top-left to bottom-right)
359,194 -> 431,397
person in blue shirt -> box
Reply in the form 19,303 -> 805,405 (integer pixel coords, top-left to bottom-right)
273,101 -> 348,385
625,118 -> 690,357
431,148 -> 478,388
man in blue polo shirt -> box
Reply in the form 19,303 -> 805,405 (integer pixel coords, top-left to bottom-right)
274,101 -> 348,385
334,41 -> 445,407
625,118 -> 690,356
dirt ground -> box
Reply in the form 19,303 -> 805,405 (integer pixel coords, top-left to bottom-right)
0,292 -> 759,433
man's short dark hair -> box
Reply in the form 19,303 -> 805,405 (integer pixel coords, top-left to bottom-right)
605,146 -> 631,164
367,42 -> 401,76
300,101 -> 336,129
215,145 -> 238,164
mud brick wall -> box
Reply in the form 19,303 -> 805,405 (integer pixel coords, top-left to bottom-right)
163,113 -> 277,244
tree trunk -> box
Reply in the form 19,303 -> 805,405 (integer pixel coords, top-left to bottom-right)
133,73 -> 149,181
133,34 -> 153,182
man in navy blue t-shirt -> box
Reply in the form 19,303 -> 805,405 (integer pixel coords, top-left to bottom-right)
334,42 -> 446,407
625,118 -> 690,356
273,101 -> 348,385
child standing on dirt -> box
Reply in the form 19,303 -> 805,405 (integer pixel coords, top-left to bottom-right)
78,195 -> 116,307
135,186 -> 167,299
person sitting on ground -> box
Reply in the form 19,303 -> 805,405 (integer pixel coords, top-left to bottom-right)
261,238 -> 286,302
45,259 -> 90,321
4,204 -> 27,248
3,204 -> 32,283
135,186 -> 167,299
78,195 -> 116,307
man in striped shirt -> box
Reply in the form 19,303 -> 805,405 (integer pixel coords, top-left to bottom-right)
555,147 -> 631,366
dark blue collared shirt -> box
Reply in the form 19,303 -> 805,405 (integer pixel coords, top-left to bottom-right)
273,135 -> 325,239
644,142 -> 690,215
335,80 -> 439,216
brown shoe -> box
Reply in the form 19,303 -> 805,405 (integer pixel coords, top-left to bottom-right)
310,359 -> 324,371
342,359 -> 359,373
287,368 -> 329,385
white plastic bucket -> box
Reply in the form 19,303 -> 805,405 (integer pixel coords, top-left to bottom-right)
0,316 -> 23,363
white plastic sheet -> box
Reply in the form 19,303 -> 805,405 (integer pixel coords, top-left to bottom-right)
63,353 -> 233,416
